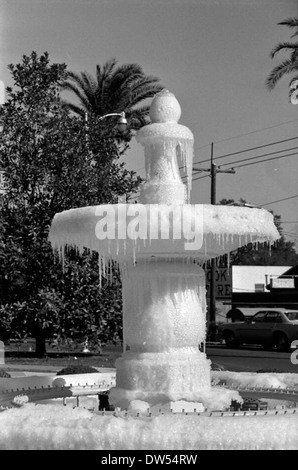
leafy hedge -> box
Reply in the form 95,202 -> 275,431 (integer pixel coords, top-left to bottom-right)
56,365 -> 99,375
0,369 -> 11,378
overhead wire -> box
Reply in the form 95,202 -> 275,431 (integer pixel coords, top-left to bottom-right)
260,194 -> 298,207
218,146 -> 298,168
210,118 -> 298,145
190,136 -> 298,167
226,151 -> 298,169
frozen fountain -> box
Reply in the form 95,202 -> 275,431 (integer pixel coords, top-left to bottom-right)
49,89 -> 279,411
1,90 -> 297,450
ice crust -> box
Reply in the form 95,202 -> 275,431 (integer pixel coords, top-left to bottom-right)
137,89 -> 194,203
121,262 -> 207,351
108,261 -> 211,408
109,350 -> 213,409
49,203 -> 280,271
137,123 -> 194,203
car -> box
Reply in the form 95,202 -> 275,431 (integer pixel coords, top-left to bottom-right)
218,308 -> 298,352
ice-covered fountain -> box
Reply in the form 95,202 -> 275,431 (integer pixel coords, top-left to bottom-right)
49,89 -> 279,411
1,90 -> 297,450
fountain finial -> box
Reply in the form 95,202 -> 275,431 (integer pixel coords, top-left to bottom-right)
149,88 -> 182,123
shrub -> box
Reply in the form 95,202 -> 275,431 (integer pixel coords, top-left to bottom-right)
56,365 -> 99,375
0,369 -> 11,378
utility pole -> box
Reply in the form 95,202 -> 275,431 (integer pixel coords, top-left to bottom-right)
193,142 -> 235,340
210,143 -> 217,339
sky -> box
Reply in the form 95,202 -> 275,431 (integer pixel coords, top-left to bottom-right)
0,0 -> 298,248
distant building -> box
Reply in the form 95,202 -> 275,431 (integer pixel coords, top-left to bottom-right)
231,265 -> 298,316
205,266 -> 232,324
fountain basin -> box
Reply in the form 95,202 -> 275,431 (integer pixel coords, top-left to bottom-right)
49,203 -> 279,263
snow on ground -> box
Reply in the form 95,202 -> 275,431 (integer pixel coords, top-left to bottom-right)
0,403 -> 297,450
0,370 -> 297,450
211,370 -> 298,389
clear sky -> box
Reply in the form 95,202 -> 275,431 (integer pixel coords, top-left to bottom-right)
1,0 -> 298,247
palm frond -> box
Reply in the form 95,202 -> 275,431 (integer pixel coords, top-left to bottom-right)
113,63 -> 143,78
278,17 -> 298,37
60,81 -> 92,111
95,60 -> 118,113
60,101 -> 86,118
128,82 -> 163,107
266,59 -> 298,90
79,72 -> 97,93
127,106 -> 151,128
270,42 -> 298,59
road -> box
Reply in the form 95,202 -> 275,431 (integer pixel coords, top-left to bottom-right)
206,344 -> 298,373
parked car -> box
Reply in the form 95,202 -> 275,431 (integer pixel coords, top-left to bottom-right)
218,308 -> 298,352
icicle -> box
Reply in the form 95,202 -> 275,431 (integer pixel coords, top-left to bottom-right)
133,240 -> 136,266
98,255 -> 102,288
61,245 -> 65,273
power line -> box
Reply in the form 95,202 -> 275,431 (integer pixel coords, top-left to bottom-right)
185,151 -> 297,182
187,174 -> 209,183
230,151 -> 297,169
218,146 -> 298,168
190,119 -> 298,154
212,119 -> 298,145
189,119 -> 298,156
190,136 -> 298,167
260,194 -> 298,207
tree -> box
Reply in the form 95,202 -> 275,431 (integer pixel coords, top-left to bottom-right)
219,199 -> 298,266
0,52 -> 142,354
266,17 -> 298,96
61,58 -> 164,136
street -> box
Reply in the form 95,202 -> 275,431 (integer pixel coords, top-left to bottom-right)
206,344 -> 298,373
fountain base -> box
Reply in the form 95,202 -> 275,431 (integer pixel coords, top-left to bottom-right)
109,349 -> 212,408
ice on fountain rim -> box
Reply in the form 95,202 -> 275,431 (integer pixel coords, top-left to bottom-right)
48,203 -> 280,281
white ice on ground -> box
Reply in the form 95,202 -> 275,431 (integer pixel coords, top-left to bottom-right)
0,404 -> 297,450
0,371 -> 297,450
212,370 -> 298,389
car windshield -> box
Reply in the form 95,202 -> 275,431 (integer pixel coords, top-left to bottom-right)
284,311 -> 298,321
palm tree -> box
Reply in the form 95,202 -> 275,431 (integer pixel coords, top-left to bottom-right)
61,58 -> 164,132
266,17 -> 298,94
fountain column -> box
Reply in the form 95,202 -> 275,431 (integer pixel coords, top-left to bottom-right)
109,260 -> 211,408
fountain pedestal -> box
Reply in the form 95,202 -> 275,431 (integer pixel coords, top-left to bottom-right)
110,260 -> 211,408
